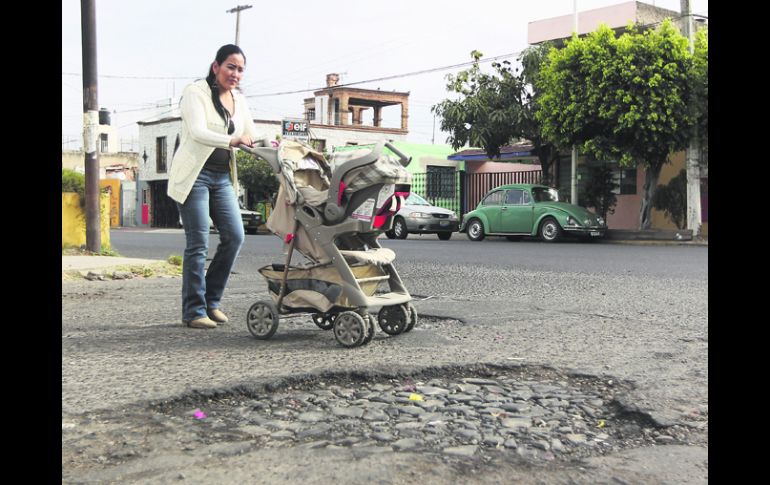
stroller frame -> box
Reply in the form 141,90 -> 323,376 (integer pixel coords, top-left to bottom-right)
241,141 -> 417,348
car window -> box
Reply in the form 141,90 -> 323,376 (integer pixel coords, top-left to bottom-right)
406,193 -> 430,205
523,190 -> 531,204
505,189 -> 524,205
531,187 -> 559,202
482,190 -> 505,206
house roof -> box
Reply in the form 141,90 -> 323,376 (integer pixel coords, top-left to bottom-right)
448,143 -> 535,161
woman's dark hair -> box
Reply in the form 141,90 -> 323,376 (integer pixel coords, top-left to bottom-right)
205,44 -> 247,125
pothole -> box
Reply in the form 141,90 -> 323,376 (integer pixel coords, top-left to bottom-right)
62,365 -> 703,476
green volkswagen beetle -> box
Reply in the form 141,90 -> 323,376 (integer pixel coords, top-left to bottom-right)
459,184 -> 606,242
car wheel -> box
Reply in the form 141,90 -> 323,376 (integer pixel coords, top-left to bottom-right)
539,217 -> 562,242
467,219 -> 485,241
385,228 -> 396,239
437,232 -> 452,241
393,217 -> 408,239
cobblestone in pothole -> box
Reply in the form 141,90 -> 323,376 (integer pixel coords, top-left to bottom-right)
145,369 -> 700,463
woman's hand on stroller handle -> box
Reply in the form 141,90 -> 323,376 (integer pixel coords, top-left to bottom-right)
230,134 -> 256,148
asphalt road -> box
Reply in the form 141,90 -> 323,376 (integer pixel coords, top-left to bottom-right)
110,228 -> 708,279
63,228 -> 708,483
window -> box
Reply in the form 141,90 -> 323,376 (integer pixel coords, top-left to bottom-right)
306,109 -> 315,121
617,168 -> 637,195
156,137 -> 167,173
426,165 -> 455,199
505,189 -> 524,205
99,133 -> 108,153
482,190 -> 505,206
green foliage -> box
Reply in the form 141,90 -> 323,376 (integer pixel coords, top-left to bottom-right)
431,44 -> 559,183
62,169 -> 86,209
579,164 -> 618,220
167,255 -> 183,266
652,169 -> 687,229
536,20 -> 698,228
237,150 -> 279,209
98,245 -> 119,256
692,28 -> 708,157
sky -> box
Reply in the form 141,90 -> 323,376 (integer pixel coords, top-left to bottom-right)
62,0 -> 708,152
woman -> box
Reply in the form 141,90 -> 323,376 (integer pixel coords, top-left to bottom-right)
167,44 -> 263,329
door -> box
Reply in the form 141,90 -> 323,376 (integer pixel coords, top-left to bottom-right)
478,189 -> 506,232
500,189 -> 534,233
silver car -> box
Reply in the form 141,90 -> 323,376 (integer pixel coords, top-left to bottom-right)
385,193 -> 459,240
179,202 -> 263,235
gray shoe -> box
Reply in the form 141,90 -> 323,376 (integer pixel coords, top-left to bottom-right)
207,308 -> 229,324
183,317 -> 217,329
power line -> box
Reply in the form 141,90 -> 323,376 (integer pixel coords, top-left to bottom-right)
244,51 -> 523,98
62,72 -> 198,80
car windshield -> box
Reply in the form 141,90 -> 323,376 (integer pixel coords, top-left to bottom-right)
531,187 -> 559,203
406,193 -> 431,206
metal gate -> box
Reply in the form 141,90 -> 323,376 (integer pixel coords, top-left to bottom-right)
411,170 -> 542,216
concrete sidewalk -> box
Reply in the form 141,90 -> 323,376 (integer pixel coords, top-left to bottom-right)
62,255 -> 165,273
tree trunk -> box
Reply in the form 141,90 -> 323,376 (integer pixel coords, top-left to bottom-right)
685,142 -> 701,236
639,162 -> 663,230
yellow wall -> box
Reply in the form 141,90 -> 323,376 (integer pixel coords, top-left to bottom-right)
649,151 -> 708,236
62,193 -> 111,248
99,179 -> 121,227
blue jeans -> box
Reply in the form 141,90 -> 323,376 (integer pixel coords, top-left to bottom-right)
177,168 -> 244,321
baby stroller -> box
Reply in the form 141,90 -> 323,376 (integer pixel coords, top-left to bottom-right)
240,139 -> 417,348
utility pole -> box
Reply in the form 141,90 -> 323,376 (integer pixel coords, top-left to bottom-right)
81,0 -> 101,252
681,0 -> 701,236
226,4 -> 252,46
432,113 -> 436,145
570,0 -> 578,204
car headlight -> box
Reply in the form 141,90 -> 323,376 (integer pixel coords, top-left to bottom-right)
596,216 -> 605,226
449,212 -> 458,221
408,212 -> 431,219
566,216 -> 580,227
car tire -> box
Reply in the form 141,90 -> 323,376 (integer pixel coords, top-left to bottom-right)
393,217 -> 408,239
467,219 -> 485,241
539,217 -> 562,242
385,228 -> 396,239
437,232 -> 452,241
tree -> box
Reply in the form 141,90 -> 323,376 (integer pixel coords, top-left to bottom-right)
652,169 -> 687,229
536,21 -> 693,229
236,150 -> 278,209
692,27 -> 708,158
579,164 -> 618,221
432,45 -> 559,184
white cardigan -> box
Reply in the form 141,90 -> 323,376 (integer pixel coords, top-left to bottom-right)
167,79 -> 262,204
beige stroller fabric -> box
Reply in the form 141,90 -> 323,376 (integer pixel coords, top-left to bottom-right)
330,149 -> 412,194
266,141 -> 332,263
259,263 -> 387,311
266,140 -> 411,265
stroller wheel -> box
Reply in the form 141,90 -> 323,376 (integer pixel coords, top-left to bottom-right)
378,305 -> 408,335
246,300 -> 279,340
312,313 -> 335,330
333,311 -> 368,348
362,314 -> 376,344
402,303 -> 418,333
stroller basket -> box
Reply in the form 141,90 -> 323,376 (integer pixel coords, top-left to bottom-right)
258,262 -> 388,313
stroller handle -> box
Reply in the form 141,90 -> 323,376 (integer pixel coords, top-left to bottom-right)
238,142 -> 281,174
384,142 -> 412,167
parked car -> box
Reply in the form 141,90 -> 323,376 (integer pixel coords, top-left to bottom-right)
179,202 -> 263,235
459,184 -> 606,242
385,192 -> 459,240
